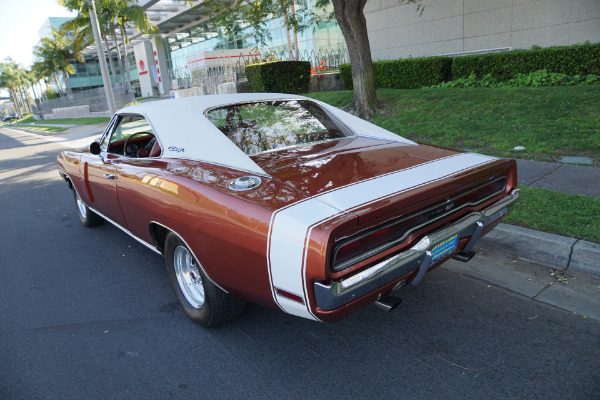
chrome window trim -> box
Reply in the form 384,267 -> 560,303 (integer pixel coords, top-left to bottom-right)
105,112 -> 165,159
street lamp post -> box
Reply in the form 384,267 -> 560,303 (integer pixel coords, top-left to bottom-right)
88,0 -> 116,114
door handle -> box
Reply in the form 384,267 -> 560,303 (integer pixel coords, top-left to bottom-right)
104,174 -> 116,180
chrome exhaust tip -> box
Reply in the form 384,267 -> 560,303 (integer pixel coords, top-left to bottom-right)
374,294 -> 403,312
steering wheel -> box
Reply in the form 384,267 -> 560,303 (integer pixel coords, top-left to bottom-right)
123,132 -> 155,157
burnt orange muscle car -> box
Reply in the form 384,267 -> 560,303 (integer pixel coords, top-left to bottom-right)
57,93 -> 519,327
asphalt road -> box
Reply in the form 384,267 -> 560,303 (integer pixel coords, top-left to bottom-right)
1,126 -> 599,400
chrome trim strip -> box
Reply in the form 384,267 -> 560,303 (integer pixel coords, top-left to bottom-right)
87,206 -> 162,256
314,188 -> 520,310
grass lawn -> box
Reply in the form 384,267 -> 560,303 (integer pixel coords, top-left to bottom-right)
308,86 -> 600,243
506,187 -> 600,243
18,114 -> 34,124
307,86 -> 600,166
34,116 -> 111,125
21,125 -> 67,133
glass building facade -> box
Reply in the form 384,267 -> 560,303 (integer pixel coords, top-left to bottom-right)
163,2 -> 345,84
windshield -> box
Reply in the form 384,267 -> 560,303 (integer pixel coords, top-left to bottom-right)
206,100 -> 352,155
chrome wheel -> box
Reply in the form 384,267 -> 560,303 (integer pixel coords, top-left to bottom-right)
75,191 -> 87,219
173,245 -> 205,308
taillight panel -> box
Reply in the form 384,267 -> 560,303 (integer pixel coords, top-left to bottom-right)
331,176 -> 507,271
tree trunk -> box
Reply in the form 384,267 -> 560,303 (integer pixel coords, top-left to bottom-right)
103,34 -> 120,85
62,71 -> 73,99
20,86 -> 32,114
283,6 -> 294,60
31,82 -> 40,109
291,1 -> 300,61
119,23 -> 132,92
10,85 -> 23,119
331,0 -> 378,119
53,73 -> 64,97
110,23 -> 126,88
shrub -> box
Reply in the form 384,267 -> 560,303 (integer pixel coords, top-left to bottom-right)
433,70 -> 600,88
339,57 -> 452,90
452,43 -> 600,81
245,61 -> 311,94
339,63 -> 353,89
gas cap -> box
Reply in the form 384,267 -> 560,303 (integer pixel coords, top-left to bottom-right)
229,176 -> 262,191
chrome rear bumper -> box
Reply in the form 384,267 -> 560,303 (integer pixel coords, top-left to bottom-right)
314,189 -> 520,311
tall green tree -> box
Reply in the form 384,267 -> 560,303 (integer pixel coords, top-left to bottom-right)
33,27 -> 91,98
60,0 -> 159,90
0,59 -> 26,118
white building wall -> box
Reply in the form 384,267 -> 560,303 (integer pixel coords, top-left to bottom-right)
133,41 -> 159,98
365,0 -> 600,60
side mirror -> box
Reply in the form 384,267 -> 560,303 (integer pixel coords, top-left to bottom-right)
89,141 -> 101,155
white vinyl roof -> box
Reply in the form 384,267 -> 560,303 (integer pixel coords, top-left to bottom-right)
117,93 -> 416,177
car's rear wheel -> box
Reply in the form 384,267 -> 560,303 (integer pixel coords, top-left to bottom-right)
73,189 -> 103,227
164,233 -> 246,327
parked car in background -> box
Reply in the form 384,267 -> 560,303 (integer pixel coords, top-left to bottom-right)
57,93 -> 519,327
1,114 -> 17,123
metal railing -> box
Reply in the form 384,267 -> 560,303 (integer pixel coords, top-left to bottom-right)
168,47 -> 348,91
39,85 -> 135,115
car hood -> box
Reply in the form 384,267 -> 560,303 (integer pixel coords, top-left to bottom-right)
251,136 -> 463,198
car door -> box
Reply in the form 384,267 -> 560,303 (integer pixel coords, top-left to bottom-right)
80,115 -> 126,226
81,114 -> 157,227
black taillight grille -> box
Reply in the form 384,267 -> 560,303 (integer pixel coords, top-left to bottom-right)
331,177 -> 507,271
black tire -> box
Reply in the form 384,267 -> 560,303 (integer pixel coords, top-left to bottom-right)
73,189 -> 104,227
164,233 -> 246,327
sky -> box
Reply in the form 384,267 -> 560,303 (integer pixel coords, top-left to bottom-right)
0,0 -> 75,68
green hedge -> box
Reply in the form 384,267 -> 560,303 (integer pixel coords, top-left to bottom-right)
245,61 -> 311,94
452,43 -> 600,81
339,57 -> 452,90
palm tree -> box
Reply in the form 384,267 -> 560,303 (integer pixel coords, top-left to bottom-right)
60,0 -> 159,91
33,27 -> 91,99
113,0 -> 160,91
0,59 -> 26,118
61,0 -> 121,86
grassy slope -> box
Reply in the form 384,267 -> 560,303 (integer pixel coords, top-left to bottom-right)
307,86 -> 600,165
307,87 -> 600,243
505,187 -> 600,243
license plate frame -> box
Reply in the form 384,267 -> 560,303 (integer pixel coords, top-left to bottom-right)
431,234 -> 458,262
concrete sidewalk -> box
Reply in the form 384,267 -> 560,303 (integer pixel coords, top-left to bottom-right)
517,159 -> 600,198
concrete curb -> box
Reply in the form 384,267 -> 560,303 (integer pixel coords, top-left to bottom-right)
479,223 -> 600,279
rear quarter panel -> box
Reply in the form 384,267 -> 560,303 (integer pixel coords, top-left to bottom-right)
115,158 -> 307,308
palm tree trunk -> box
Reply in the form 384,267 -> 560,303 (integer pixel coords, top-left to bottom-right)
291,1 -> 300,61
20,86 -> 32,114
10,85 -> 23,119
62,71 -> 73,98
283,6 -> 294,60
31,83 -> 41,114
119,23 -> 132,92
103,34 -> 120,85
110,23 -> 126,88
53,73 -> 65,97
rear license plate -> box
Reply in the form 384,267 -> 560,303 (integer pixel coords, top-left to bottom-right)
431,235 -> 458,262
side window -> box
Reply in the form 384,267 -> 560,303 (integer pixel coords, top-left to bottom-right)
106,115 -> 156,157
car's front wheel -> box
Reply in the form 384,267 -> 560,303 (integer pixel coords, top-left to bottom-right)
164,233 -> 246,327
73,189 -> 103,227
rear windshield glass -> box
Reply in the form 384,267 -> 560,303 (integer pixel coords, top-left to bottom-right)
206,99 -> 351,155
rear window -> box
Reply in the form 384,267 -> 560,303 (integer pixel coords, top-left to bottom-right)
206,99 -> 352,155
